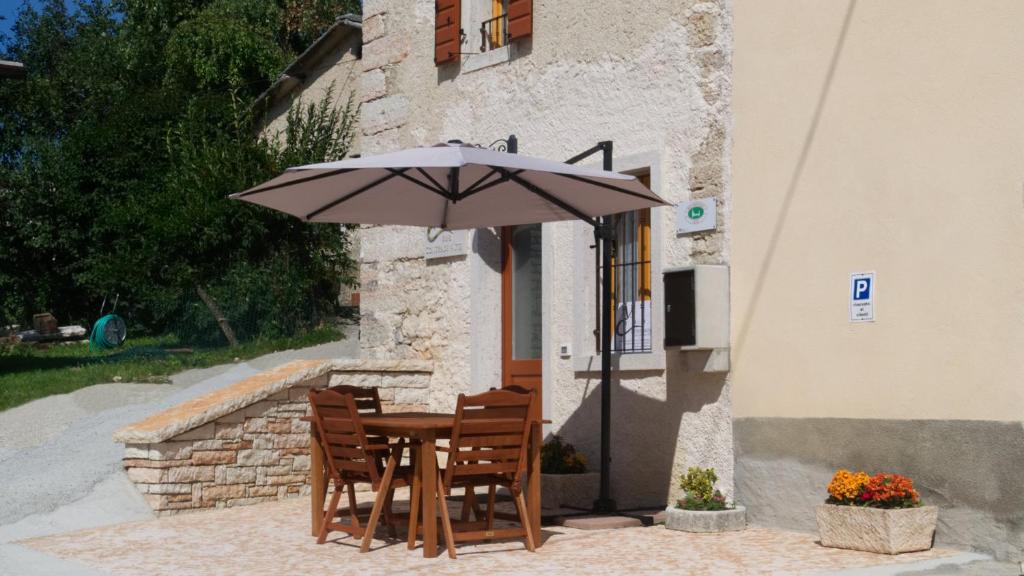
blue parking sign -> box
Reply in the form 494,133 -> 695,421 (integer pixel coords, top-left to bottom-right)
852,277 -> 872,301
850,272 -> 875,322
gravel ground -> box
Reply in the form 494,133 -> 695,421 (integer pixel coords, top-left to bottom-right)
0,332 -> 358,544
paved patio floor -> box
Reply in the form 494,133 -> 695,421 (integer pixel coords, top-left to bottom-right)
19,489 -> 978,576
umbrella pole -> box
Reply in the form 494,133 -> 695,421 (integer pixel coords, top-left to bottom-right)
563,140 -> 618,514
594,142 -> 616,514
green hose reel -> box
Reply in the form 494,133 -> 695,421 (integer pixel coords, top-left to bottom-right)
90,314 -> 127,351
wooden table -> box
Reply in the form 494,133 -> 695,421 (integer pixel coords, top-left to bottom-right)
307,412 -> 542,558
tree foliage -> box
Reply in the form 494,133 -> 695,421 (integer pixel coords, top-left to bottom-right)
0,0 -> 361,343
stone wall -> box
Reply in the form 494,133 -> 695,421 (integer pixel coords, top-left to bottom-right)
350,0 -> 735,509
115,360 -> 431,516
255,0 -> 735,510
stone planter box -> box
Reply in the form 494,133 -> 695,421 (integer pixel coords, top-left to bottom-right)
664,505 -> 746,533
541,472 -> 600,510
816,504 -> 938,554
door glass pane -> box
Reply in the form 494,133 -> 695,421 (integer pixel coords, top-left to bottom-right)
512,224 -> 542,359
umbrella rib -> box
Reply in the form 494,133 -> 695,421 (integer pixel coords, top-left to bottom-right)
386,168 -> 450,198
459,169 -> 500,197
232,168 -> 356,198
548,172 -> 663,203
494,167 -> 596,226
458,175 -> 504,200
304,169 -> 406,221
458,168 -> 525,201
415,168 -> 448,197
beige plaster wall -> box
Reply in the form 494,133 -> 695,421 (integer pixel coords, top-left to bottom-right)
731,0 -> 1024,420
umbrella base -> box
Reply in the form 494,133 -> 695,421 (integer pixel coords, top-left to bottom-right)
592,498 -> 617,514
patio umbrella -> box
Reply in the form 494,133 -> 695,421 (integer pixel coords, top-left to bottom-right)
231,141 -> 663,229
231,139 -> 668,513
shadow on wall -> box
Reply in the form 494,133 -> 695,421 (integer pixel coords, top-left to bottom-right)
733,0 -> 857,360
553,352 -> 729,510
474,227 -> 502,272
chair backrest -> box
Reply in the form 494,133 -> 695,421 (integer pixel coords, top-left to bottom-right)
443,388 -> 535,492
326,384 -> 383,416
308,388 -> 381,486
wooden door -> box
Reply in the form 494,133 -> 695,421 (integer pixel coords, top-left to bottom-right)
501,225 -> 542,408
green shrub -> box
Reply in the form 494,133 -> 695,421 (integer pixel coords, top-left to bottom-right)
0,1 -> 359,344
540,435 -> 587,474
678,466 -> 732,511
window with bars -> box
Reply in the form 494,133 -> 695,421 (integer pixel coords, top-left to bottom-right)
598,174 -> 653,354
481,0 -> 508,51
436,0 -> 532,65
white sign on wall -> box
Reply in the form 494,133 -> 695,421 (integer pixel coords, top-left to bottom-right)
676,198 -> 717,234
424,228 -> 468,260
850,272 -> 875,323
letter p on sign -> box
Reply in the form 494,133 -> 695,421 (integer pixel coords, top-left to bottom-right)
853,278 -> 871,301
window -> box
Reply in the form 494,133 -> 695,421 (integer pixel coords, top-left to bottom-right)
482,0 -> 508,51
437,0 -> 532,68
602,173 -> 653,354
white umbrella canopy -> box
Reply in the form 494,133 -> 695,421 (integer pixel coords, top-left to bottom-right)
230,142 -> 667,228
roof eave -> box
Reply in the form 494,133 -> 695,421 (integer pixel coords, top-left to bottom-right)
253,14 -> 362,114
0,60 -> 26,79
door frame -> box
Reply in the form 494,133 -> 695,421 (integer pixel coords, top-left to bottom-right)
500,225 -> 543,417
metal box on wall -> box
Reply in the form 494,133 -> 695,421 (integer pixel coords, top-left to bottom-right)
664,265 -> 729,350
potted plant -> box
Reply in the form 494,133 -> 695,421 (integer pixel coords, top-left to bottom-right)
540,436 -> 599,510
817,469 -> 938,554
664,467 -> 746,532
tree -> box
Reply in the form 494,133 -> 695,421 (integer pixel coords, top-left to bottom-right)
0,0 -> 360,343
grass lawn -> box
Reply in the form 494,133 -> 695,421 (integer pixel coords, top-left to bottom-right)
0,326 -> 345,412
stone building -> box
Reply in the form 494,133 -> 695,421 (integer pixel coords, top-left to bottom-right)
248,0 -> 1023,561
262,0 -> 736,513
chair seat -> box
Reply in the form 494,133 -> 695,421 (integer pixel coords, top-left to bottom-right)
448,474 -> 516,489
342,465 -> 416,488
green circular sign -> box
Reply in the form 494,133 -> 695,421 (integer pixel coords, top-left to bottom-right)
687,205 -> 705,220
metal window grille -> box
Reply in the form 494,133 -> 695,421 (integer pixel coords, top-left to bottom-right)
597,209 -> 652,354
480,2 -> 509,51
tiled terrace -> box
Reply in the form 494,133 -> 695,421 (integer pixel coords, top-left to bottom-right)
20,488 -> 969,576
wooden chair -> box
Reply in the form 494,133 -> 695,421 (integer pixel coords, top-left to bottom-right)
317,384 -> 398,532
455,385 -> 537,522
308,388 -> 412,552
436,388 -> 537,558
326,384 -> 383,415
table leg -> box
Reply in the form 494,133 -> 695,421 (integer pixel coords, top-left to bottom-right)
310,426 -> 326,537
528,421 -> 541,547
420,431 -> 438,558
407,445 -> 421,550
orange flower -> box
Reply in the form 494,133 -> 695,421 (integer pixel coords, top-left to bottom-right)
861,473 -> 919,508
827,469 -> 869,503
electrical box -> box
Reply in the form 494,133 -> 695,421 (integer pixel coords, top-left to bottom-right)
663,265 -> 729,350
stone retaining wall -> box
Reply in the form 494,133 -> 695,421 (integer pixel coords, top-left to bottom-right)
114,359 -> 431,516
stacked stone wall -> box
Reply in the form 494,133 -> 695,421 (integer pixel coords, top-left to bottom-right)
119,364 -> 431,516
